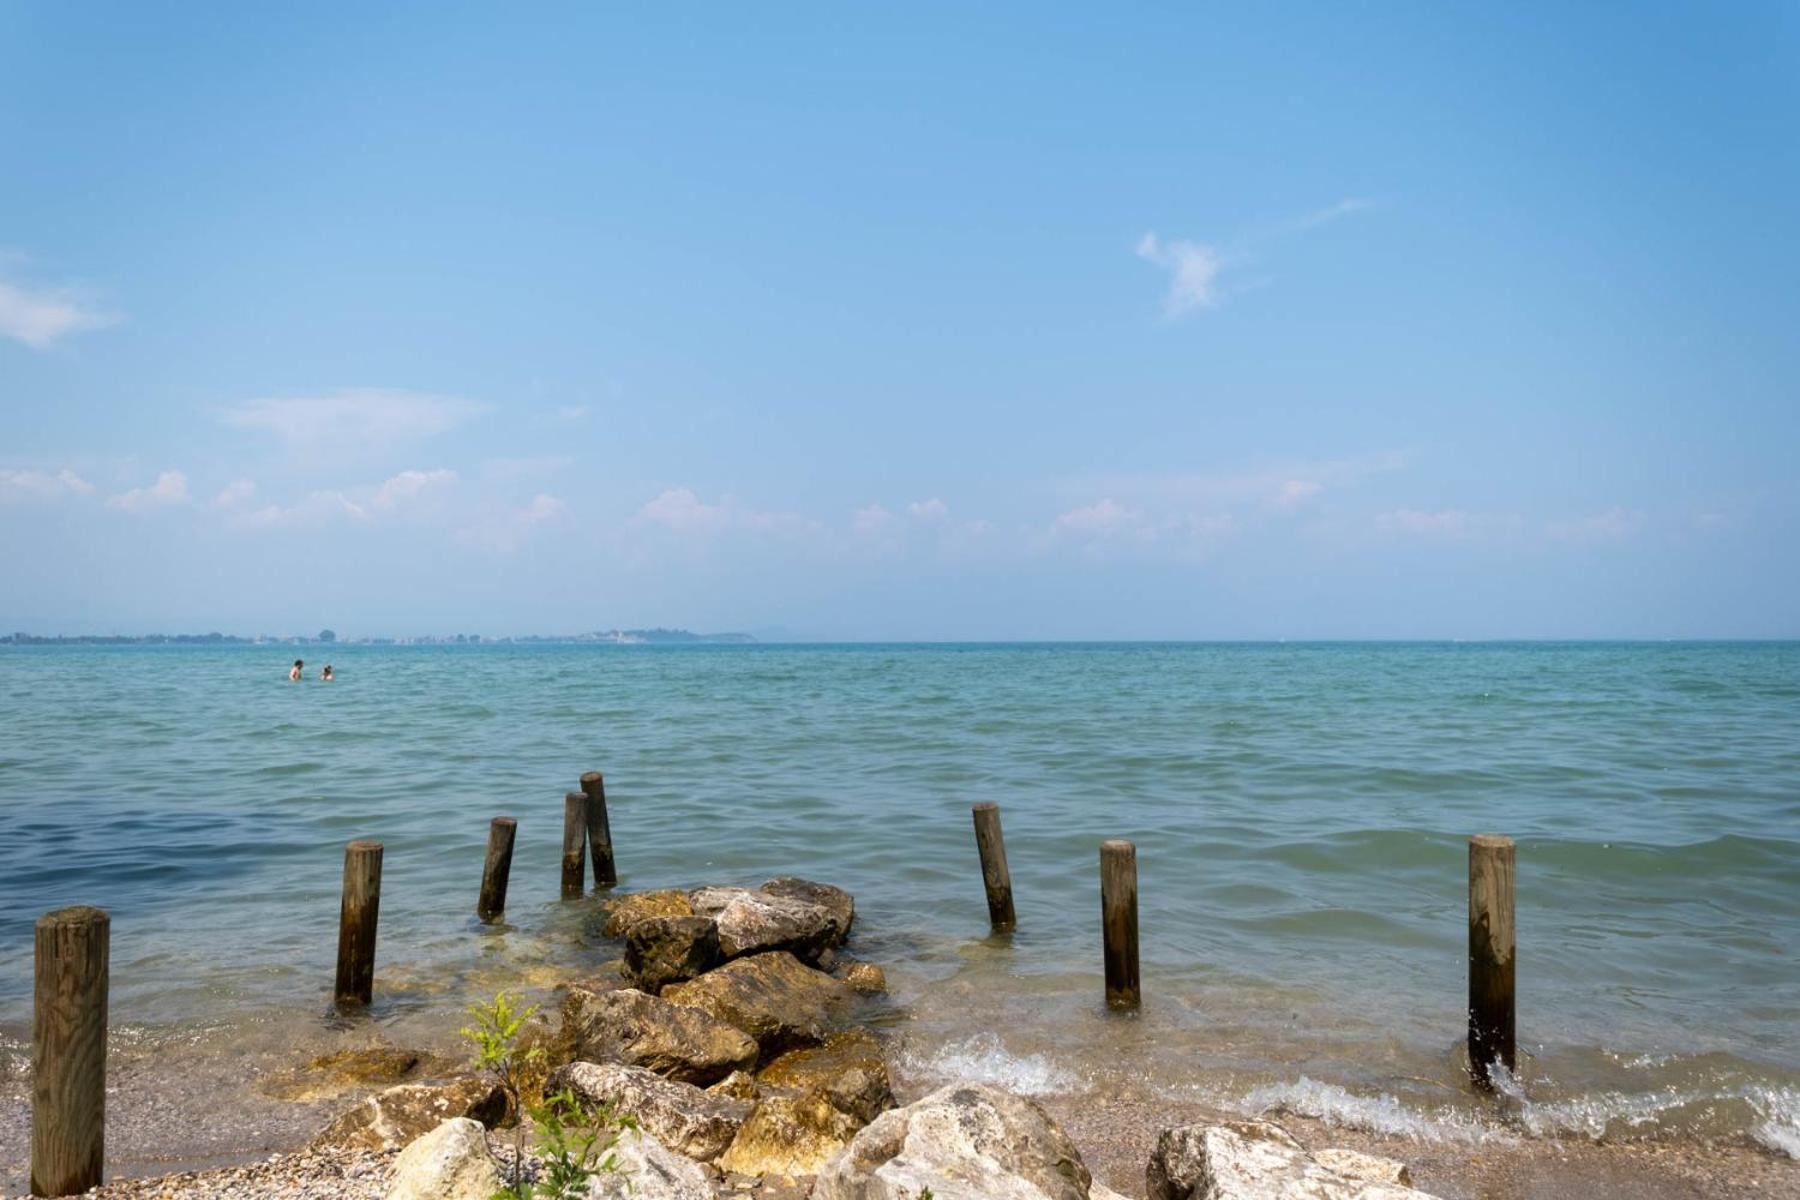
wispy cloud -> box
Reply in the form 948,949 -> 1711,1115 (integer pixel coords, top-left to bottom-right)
371,467 -> 456,510
108,469 -> 189,512
0,467 -> 94,501
456,493 -> 566,553
228,468 -> 454,529
633,488 -> 816,538
1136,197 -> 1375,318
1054,497 -> 1139,536
0,263 -> 118,348
1377,508 -> 1475,538
214,479 -> 256,508
1549,506 -> 1644,545
222,388 -> 488,449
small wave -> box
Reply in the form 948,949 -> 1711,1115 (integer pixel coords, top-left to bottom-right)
903,1032 -> 1078,1096
1239,1077 -> 1496,1145
1748,1086 -> 1800,1160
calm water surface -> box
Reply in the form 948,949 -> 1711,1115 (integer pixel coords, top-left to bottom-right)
1,642 -> 1796,1161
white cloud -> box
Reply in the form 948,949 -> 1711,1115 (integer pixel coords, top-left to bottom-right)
906,498 -> 949,519
1135,233 -> 1222,317
1550,506 -> 1644,545
108,469 -> 189,512
455,494 -> 566,553
222,388 -> 487,449
0,271 -> 118,348
853,503 -> 896,538
1272,479 -> 1324,508
0,467 -> 94,501
1054,498 -> 1138,536
637,487 -> 733,534
234,491 -> 368,529
214,479 -> 256,508
1289,197 -> 1377,232
1377,508 -> 1473,537
371,468 -> 456,509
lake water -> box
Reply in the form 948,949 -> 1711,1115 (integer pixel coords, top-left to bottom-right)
1,642 -> 1796,1169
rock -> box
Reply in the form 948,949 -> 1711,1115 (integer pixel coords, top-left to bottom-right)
384,1117 -> 501,1200
568,959 -> 631,994
550,1061 -> 751,1163
757,1029 -> 893,1124
1146,1120 -> 1435,1200
709,1070 -> 761,1101
625,915 -> 725,991
816,1081 -> 1093,1200
760,878 -> 855,940
561,985 -> 758,1085
601,889 -> 695,938
719,1092 -> 863,1179
1313,1149 -> 1413,1188
690,887 -> 840,963
313,1047 -> 425,1084
313,1076 -> 508,1152
839,962 -> 887,996
586,1126 -> 715,1200
662,952 -> 860,1054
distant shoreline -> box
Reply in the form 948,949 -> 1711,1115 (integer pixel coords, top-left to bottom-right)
0,628 -> 757,647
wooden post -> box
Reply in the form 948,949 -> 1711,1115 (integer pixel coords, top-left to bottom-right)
579,771 -> 616,889
1468,834 -> 1516,1088
1100,840 -> 1140,1010
477,817 -> 517,922
562,792 -> 588,897
971,803 -> 1016,931
32,906 -> 108,1198
334,840 -> 383,1007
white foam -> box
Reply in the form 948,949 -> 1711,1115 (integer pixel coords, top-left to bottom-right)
904,1032 -> 1079,1096
1239,1076 -> 1497,1145
1748,1086 -> 1800,1160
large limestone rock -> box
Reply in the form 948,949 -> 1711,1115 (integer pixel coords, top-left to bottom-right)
761,877 -> 855,939
586,1126 -> 715,1200
816,1081 -> 1094,1200
314,1076 -> 508,1152
624,914 -> 724,991
550,1061 -> 751,1163
561,985 -> 758,1084
384,1117 -> 501,1200
690,887 -> 840,962
601,888 -> 695,938
757,1028 -> 894,1124
1146,1120 -> 1433,1200
662,951 -> 859,1054
718,1091 -> 863,1179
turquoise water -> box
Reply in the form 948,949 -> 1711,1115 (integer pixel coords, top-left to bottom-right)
1,642 -> 1797,1159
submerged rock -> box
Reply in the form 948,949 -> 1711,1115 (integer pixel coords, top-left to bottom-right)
314,1076 -> 507,1152
689,887 -> 842,963
662,951 -> 860,1054
384,1117 -> 500,1200
560,984 -> 758,1084
719,1091 -> 863,1179
816,1080 -> 1095,1200
837,961 -> 887,996
760,877 -> 856,939
601,888 -> 696,938
550,1060 -> 752,1162
757,1028 -> 894,1124
625,914 -> 725,991
1146,1120 -> 1433,1200
587,1126 -> 715,1200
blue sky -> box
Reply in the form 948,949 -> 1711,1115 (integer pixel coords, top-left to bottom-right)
3,3 -> 1796,639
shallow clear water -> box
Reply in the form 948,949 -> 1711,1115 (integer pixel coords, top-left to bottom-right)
1,642 -> 1796,1159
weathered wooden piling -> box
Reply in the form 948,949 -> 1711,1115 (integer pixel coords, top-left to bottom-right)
1468,833 -> 1516,1087
334,840 -> 383,1007
562,792 -> 588,896
1100,839 -> 1140,1010
971,803 -> 1016,931
579,771 -> 616,889
477,817 -> 517,921
32,905 -> 109,1198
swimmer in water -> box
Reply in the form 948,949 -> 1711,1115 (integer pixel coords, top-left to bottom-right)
321,665 -> 334,682
289,659 -> 304,682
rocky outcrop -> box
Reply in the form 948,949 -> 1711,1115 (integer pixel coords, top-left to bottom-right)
550,1061 -> 751,1163
817,1081 -> 1096,1200
383,1118 -> 500,1200
601,889 -> 695,938
761,877 -> 855,939
314,1076 -> 507,1152
718,1092 -> 863,1179
689,887 -> 841,963
587,1126 -> 715,1200
662,951 -> 859,1055
757,1029 -> 894,1124
1146,1120 -> 1433,1200
625,914 -> 725,991
561,985 -> 758,1084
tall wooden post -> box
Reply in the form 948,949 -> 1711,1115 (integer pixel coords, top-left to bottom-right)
1100,840 -> 1140,1010
562,792 -> 588,897
1468,834 -> 1516,1088
579,771 -> 616,889
32,906 -> 109,1198
971,803 -> 1016,931
334,840 -> 383,1007
477,817 -> 517,922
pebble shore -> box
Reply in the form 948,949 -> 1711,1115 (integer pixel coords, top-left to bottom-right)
2,1149 -> 396,1200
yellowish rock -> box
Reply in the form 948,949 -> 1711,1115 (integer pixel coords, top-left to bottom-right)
719,1092 -> 862,1179
601,889 -> 695,938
